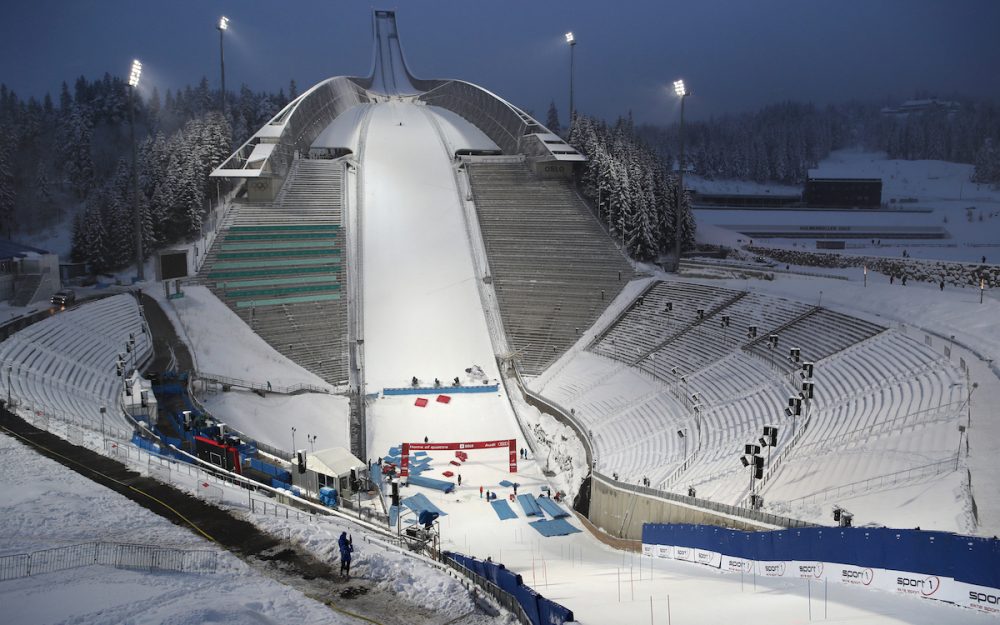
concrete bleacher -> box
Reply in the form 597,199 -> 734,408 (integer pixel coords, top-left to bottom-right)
198,158 -> 349,385
536,278 -> 967,508
0,294 -> 151,430
466,160 -> 633,375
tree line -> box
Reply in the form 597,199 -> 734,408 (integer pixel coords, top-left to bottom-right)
636,98 -> 1000,187
0,74 -> 299,271
567,114 -> 695,262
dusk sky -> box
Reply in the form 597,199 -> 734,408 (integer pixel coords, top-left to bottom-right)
1,0 -> 998,124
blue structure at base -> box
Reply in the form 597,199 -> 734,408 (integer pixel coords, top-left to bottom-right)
530,518 -> 581,537
406,475 -> 454,493
491,500 -> 518,520
383,384 -> 499,396
536,497 -> 569,519
445,552 -> 574,625
517,494 -> 542,516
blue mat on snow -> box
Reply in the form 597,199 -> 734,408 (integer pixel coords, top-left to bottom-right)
407,475 -> 454,493
414,451 -> 429,457
490,500 -> 518,520
537,497 -> 569,518
388,447 -> 401,456
402,492 -> 449,516
498,480 -> 514,488
529,518 -> 581,537
517,494 -> 543,517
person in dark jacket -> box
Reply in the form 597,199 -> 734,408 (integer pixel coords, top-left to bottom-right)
338,532 -> 354,577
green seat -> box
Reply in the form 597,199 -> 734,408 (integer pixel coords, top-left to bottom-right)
222,240 -> 338,251
217,275 -> 338,289
217,248 -> 341,260
225,283 -> 341,298
236,293 -> 342,308
212,257 -> 342,270
209,266 -> 340,280
229,224 -> 340,233
225,232 -> 340,242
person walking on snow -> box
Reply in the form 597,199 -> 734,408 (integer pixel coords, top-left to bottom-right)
480,485 -> 484,498
457,474 -> 462,486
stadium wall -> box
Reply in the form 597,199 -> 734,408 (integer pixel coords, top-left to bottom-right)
642,523 -> 1000,617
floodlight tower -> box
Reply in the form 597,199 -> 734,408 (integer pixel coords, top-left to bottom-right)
128,59 -> 144,281
565,32 -> 577,123
672,79 -> 690,272
218,16 -> 229,114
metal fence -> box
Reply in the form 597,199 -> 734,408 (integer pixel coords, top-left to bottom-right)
443,557 -> 531,625
0,542 -> 218,582
780,456 -> 958,506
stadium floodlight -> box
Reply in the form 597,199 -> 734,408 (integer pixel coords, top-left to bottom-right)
565,32 -> 577,124
670,78 -> 690,273
128,59 -> 142,88
218,17 -> 229,113
126,59 -> 143,281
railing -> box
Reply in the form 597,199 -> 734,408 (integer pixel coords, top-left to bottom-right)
194,371 -> 331,395
777,456 -> 959,507
592,471 -> 813,529
443,557 -> 531,625
0,541 -> 217,582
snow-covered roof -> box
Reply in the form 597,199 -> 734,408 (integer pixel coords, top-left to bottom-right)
0,240 -> 50,260
308,446 -> 365,477
245,142 -> 276,168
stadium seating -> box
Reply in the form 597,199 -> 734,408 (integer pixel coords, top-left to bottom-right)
0,294 -> 151,430
466,160 -> 634,375
198,158 -> 349,384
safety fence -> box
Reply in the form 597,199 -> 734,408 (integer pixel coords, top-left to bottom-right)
0,541 -> 218,582
642,523 -> 1000,617
444,552 -> 574,625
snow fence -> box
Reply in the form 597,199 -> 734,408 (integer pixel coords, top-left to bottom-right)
642,523 -> 1000,617
444,551 -> 575,625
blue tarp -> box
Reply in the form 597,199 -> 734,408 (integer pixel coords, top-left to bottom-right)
517,494 -> 543,517
536,497 -> 569,518
491,500 -> 518,520
407,475 -> 454,493
529,518 -> 581,537
402,492 -> 448,517
498,480 -> 514,488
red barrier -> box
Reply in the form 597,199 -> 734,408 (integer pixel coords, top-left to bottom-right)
401,439 -> 517,477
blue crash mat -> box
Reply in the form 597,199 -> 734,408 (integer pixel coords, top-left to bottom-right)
406,475 -> 454,493
498,480 -> 514,488
537,497 -> 569,518
401,492 -> 448,516
517,494 -> 543,516
529,518 -> 581,537
490,499 -> 518,520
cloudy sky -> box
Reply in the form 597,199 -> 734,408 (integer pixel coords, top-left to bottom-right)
1,0 -> 998,124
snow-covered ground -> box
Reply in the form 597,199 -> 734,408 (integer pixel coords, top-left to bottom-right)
693,149 -> 1000,264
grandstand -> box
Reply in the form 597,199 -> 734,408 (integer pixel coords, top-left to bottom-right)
0,294 -> 151,430
535,279 -> 966,510
467,160 -> 633,374
198,158 -> 349,385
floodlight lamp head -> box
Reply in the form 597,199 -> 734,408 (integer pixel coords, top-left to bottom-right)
128,59 -> 142,88
673,79 -> 687,97
565,32 -> 575,44
219,16 -> 229,30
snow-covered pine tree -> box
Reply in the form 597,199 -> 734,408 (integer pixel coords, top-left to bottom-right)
545,101 -> 561,136
0,135 -> 14,238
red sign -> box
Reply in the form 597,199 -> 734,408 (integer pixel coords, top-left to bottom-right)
400,439 -> 517,477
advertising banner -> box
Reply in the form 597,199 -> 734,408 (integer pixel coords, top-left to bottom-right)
642,543 -> 655,557
880,569 -> 946,601
836,564 -> 877,587
723,556 -> 753,574
759,560 -> 790,578
673,546 -> 695,562
694,549 -> 722,569
656,545 -> 673,559
950,581 -> 1000,615
791,561 -> 826,580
